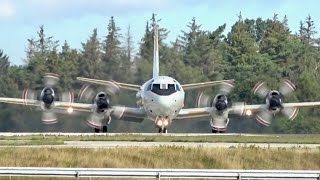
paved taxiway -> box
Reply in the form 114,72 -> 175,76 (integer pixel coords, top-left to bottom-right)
0,133 -> 319,149
0,132 -> 318,137
0,141 -> 319,149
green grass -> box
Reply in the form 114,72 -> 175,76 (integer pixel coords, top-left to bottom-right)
0,134 -> 319,145
0,146 -> 318,169
0,146 -> 318,179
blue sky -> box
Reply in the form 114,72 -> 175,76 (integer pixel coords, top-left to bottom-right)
1,0 -> 320,65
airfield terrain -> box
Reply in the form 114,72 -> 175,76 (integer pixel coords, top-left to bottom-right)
0,133 -> 318,171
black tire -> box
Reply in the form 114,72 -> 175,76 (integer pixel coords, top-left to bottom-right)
94,128 -> 100,133
212,129 -> 218,133
158,128 -> 162,133
102,126 -> 108,133
163,128 -> 168,134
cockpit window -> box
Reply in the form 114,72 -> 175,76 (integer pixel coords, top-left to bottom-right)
151,84 -> 177,96
146,80 -> 154,91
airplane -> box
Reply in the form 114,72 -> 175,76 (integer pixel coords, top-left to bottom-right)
1,23 -> 320,133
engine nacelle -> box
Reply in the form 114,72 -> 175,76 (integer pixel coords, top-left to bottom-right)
210,94 -> 230,133
40,87 -> 55,110
266,90 -> 282,112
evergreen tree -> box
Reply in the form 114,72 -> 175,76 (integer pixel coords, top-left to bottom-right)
102,16 -> 123,80
0,50 -> 10,74
79,28 -> 101,78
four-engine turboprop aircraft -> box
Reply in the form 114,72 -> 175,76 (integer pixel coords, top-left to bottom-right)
1,23 -> 320,133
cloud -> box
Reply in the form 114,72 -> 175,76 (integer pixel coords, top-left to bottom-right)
0,0 -> 16,19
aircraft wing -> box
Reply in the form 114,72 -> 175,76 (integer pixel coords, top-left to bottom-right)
174,107 -> 212,120
77,77 -> 141,91
243,102 -> 320,111
181,79 -> 235,90
0,97 -> 38,106
0,98 -> 146,123
55,102 -> 146,123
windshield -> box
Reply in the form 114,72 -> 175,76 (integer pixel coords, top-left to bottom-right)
151,84 -> 177,96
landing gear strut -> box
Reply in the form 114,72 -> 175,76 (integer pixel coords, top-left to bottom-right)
158,128 -> 168,134
102,126 -> 108,133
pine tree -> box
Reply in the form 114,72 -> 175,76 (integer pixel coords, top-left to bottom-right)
79,28 -> 101,78
0,50 -> 10,74
101,16 -> 123,80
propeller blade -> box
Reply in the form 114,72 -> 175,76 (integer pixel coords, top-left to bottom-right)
231,102 -> 245,116
196,92 -> 212,108
41,111 -> 58,124
111,106 -> 126,119
219,81 -> 235,95
22,88 -> 37,105
255,110 -> 273,126
252,80 -> 270,98
79,84 -> 95,102
60,91 -> 74,104
86,113 -> 104,129
279,79 -> 296,96
282,107 -> 299,120
105,81 -> 120,95
43,73 -> 60,88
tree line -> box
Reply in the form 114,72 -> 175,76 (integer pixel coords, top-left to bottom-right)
0,13 -> 320,133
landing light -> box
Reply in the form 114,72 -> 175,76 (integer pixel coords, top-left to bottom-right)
67,107 -> 74,114
163,120 -> 169,126
245,110 -> 252,116
156,120 -> 163,126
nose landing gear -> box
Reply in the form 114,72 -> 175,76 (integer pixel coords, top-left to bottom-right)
155,116 -> 170,134
158,128 -> 168,134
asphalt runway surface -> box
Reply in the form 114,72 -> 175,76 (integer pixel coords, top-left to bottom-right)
0,141 -> 319,149
0,133 -> 319,149
0,132 -> 318,137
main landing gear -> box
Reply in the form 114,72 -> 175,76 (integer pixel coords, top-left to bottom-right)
94,126 -> 108,133
158,128 -> 168,134
212,129 -> 226,133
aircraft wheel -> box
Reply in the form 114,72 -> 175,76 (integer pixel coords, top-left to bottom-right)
163,128 -> 168,134
158,128 -> 162,133
94,128 -> 100,133
102,126 -> 108,133
212,129 -> 218,133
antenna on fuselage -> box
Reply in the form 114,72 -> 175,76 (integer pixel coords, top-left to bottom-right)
153,22 -> 159,78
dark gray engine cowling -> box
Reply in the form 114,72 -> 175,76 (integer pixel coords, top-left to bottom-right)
40,87 -> 55,110
95,92 -> 110,113
266,90 -> 282,112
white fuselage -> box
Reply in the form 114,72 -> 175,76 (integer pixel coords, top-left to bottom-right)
137,76 -> 185,128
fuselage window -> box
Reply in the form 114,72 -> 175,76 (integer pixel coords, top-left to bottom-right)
151,84 -> 177,96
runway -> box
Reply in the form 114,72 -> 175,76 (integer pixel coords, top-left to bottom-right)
0,132 -> 318,137
0,141 -> 319,149
0,132 -> 318,149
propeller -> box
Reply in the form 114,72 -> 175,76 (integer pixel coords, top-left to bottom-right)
252,79 -> 298,126
196,81 -> 235,108
78,83 -> 121,129
22,73 -> 74,124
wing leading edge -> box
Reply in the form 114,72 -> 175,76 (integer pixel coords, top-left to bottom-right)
181,79 -> 235,91
77,77 -> 141,91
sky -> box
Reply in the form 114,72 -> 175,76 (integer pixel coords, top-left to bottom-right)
1,0 -> 320,65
